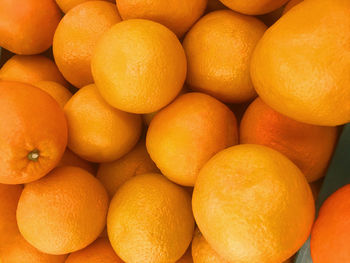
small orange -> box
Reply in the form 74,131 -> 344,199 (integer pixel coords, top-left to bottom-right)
92,19 -> 187,114
53,1 -> 121,88
16,166 -> 109,255
218,0 -> 289,15
283,0 -> 303,14
56,0 -> 114,13
0,0 -> 61,54
310,184 -> 350,263
183,10 -> 266,103
0,55 -> 68,86
0,81 -> 67,184
33,81 -> 72,108
240,98 -> 338,182
64,84 -> 142,163
96,140 -> 159,198
65,237 -> 123,263
57,149 -> 96,175
146,92 -> 238,186
177,248 -> 193,263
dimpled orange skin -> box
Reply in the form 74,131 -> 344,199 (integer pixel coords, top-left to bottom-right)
65,237 -> 124,263
0,55 -> 68,86
251,0 -> 350,126
146,92 -> 238,186
0,81 -> 67,184
57,149 -> 96,174
56,0 -> 114,13
97,140 -> 159,198
107,173 -> 195,263
240,98 -> 338,182
64,84 -> 142,163
116,0 -> 207,38
53,1 -> 121,88
33,81 -> 72,108
310,184 -> 350,263
91,19 -> 187,114
192,144 -> 315,263
218,0 -> 289,15
0,0 -> 61,55
183,10 -> 266,103
16,166 -> 109,255
283,0 -> 303,14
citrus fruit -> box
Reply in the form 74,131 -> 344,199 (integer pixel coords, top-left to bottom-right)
218,0 -> 289,15
192,144 -> 315,263
251,0 -> 350,126
183,10 -> 266,103
0,81 -> 67,184
53,1 -> 121,88
64,84 -> 142,163
91,19 -> 186,114
0,0 -> 61,54
56,0 -> 114,13
283,0 -> 303,14
146,92 -> 238,186
65,237 -> 123,263
240,98 -> 338,182
33,81 -> 72,108
310,184 -> 350,263
16,166 -> 109,255
116,0 -> 207,37
57,149 -> 96,175
107,173 -> 194,263
96,140 -> 159,198
0,55 -> 68,86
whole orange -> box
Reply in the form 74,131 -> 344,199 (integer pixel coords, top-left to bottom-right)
57,149 -> 96,175
91,19 -> 187,114
240,98 -> 338,182
310,184 -> 350,263
56,0 -> 114,13
64,84 -> 142,163
33,81 -> 72,108
147,92 -> 238,186
183,10 -> 266,103
53,1 -> 121,88
0,81 -> 67,184
16,166 -> 109,255
192,144 -> 315,263
218,0 -> 289,15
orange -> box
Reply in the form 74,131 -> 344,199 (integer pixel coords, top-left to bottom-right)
116,0 -> 207,38
64,84 -> 142,163
218,0 -> 289,15
146,92 -> 238,186
183,10 -> 266,103
177,248 -> 193,263
240,98 -> 338,182
107,173 -> 194,263
283,0 -> 303,14
53,1 -> 121,88
96,140 -> 159,198
311,184 -> 350,263
33,81 -> 72,108
16,166 -> 109,255
91,19 -> 187,114
192,144 -> 315,263
0,55 -> 68,86
251,0 -> 350,126
57,149 -> 96,174
0,81 -> 67,184
56,0 -> 114,13
0,0 -> 61,55
65,237 -> 123,263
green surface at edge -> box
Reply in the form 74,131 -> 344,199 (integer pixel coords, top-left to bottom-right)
295,123 -> 350,263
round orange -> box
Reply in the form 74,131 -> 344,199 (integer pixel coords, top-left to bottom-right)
218,0 -> 289,15
33,81 -> 72,108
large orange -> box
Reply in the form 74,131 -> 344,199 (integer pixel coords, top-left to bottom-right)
116,0 -> 207,38
147,92 -> 238,186
65,237 -> 123,263
0,55 -> 68,86
283,0 -> 303,14
53,1 -> 121,88
57,149 -> 96,175
33,81 -> 72,108
310,184 -> 350,263
192,144 -> 315,263
183,10 -> 266,103
96,140 -> 159,198
107,173 -> 194,263
240,98 -> 338,182
218,0 -> 289,15
0,81 -> 67,184
16,166 -> 109,255
91,19 -> 187,114
0,0 -> 61,54
56,0 -> 114,13
64,84 -> 142,163
251,0 -> 350,126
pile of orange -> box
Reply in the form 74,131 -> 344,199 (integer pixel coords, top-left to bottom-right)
0,0 -> 349,262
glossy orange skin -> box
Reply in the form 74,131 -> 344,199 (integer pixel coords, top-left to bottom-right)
283,0 -> 303,14
57,149 -> 96,174
240,98 -> 338,182
0,0 -> 61,54
311,184 -> 350,263
218,0 -> 289,15
33,81 -> 72,108
0,81 -> 67,184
